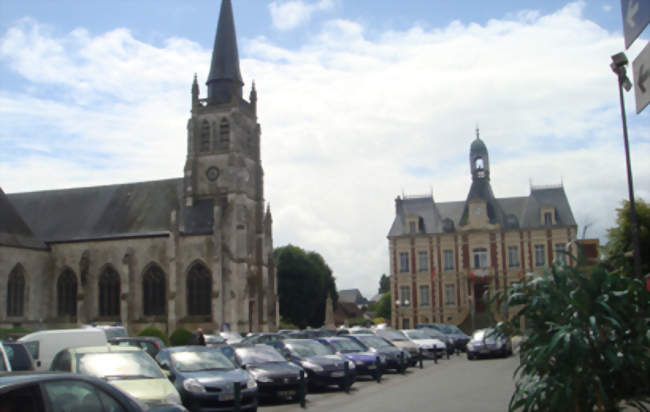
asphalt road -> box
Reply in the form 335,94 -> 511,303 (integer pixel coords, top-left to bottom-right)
260,353 -> 519,412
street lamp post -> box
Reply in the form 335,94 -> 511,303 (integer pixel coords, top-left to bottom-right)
610,52 -> 643,279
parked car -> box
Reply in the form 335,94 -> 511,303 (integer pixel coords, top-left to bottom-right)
416,328 -> 455,355
50,344 -> 182,409
0,343 -> 11,372
155,346 -> 258,412
0,372 -> 186,412
373,329 -> 418,365
402,329 -> 447,359
109,336 -> 167,359
234,345 -> 304,401
314,337 -> 386,379
417,323 -> 470,352
466,328 -> 512,360
2,342 -> 35,371
344,334 -> 407,372
83,323 -> 129,340
220,332 -> 244,345
203,334 -> 227,346
18,328 -> 108,370
239,333 -> 285,346
268,339 -> 356,391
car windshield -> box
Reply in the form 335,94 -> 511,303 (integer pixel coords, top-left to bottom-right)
441,324 -> 463,335
77,351 -> 164,379
171,349 -> 236,372
419,329 -> 445,339
286,340 -> 334,357
329,339 -> 366,353
404,330 -> 430,340
471,329 -> 499,343
236,346 -> 285,364
356,335 -> 392,349
376,330 -> 407,341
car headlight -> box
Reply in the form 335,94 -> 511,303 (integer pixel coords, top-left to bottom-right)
183,378 -> 206,393
247,375 -> 258,389
165,392 -> 182,405
347,360 -> 356,370
301,360 -> 324,372
354,360 -> 364,366
467,343 -> 475,350
254,373 -> 273,383
379,355 -> 386,363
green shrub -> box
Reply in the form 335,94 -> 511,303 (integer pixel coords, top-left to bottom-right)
137,326 -> 167,345
169,328 -> 193,346
0,327 -> 29,340
494,263 -> 650,411
372,317 -> 387,325
279,318 -> 298,330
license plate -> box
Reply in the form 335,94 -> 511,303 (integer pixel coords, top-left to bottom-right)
278,390 -> 296,397
368,364 -> 376,369
331,371 -> 344,377
219,393 -> 234,401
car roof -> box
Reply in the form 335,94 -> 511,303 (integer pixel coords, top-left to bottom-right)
65,345 -> 142,354
160,345 -> 218,353
0,371 -> 98,387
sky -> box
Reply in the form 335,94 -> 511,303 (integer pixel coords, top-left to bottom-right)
1,0 -> 648,300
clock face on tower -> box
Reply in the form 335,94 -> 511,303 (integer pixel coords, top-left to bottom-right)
206,167 -> 220,182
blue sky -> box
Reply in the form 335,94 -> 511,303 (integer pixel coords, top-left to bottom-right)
1,0 -> 648,299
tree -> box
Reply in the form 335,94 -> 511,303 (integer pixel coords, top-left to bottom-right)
378,273 -> 390,294
605,198 -> 649,277
375,292 -> 391,321
494,262 -> 650,411
274,245 -> 338,329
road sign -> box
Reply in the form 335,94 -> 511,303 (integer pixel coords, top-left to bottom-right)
633,41 -> 650,113
621,0 -> 650,49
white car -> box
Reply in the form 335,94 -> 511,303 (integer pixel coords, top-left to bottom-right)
402,329 -> 447,359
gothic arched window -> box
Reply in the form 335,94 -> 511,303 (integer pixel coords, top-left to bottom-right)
219,118 -> 230,144
200,120 -> 210,152
143,264 -> 166,316
186,263 -> 211,316
99,266 -> 120,317
7,265 -> 25,317
57,269 -> 77,317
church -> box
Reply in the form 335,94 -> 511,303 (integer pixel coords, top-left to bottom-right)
0,0 -> 279,335
388,131 -> 578,331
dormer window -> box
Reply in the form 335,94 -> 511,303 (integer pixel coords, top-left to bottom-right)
406,215 -> 420,235
541,206 -> 556,226
409,221 -> 416,233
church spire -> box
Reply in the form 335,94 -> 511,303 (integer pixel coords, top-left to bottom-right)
207,0 -> 244,105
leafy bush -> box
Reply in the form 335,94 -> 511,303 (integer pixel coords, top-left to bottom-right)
494,262 -> 650,411
0,326 -> 29,340
169,328 -> 193,346
137,326 -> 167,345
372,317 -> 387,325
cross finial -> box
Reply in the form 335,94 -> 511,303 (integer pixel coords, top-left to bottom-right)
475,124 -> 480,139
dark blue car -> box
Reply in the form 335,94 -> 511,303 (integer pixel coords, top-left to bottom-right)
315,337 -> 386,379
155,346 -> 258,412
343,334 -> 407,372
268,339 -> 356,390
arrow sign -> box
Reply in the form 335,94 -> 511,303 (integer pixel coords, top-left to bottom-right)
633,41 -> 650,113
621,0 -> 650,49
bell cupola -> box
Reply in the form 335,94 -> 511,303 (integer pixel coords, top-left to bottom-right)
470,127 -> 490,181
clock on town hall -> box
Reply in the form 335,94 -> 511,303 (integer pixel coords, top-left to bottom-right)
206,167 -> 219,182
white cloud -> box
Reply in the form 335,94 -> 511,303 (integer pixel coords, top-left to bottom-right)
1,2 -> 648,299
269,0 -> 334,31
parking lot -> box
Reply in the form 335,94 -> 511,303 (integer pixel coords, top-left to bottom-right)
261,353 -> 519,412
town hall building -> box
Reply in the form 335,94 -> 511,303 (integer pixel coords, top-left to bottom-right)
0,0 -> 279,335
388,131 -> 578,331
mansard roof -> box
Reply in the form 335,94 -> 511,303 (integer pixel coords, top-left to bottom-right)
0,187 -> 48,250
5,178 -> 215,243
387,185 -> 575,237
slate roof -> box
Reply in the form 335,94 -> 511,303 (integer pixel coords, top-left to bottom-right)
0,188 -> 48,250
4,178 -> 215,244
207,0 -> 243,103
388,185 -> 575,237
338,289 -> 367,305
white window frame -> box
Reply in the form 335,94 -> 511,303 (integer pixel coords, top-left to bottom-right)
473,248 -> 488,269
534,244 -> 546,267
418,251 -> 428,272
443,249 -> 454,271
508,245 -> 520,268
399,252 -> 409,273
400,286 -> 411,306
419,285 -> 430,307
444,284 -> 456,306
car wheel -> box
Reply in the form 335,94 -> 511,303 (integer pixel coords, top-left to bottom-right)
467,353 -> 474,360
